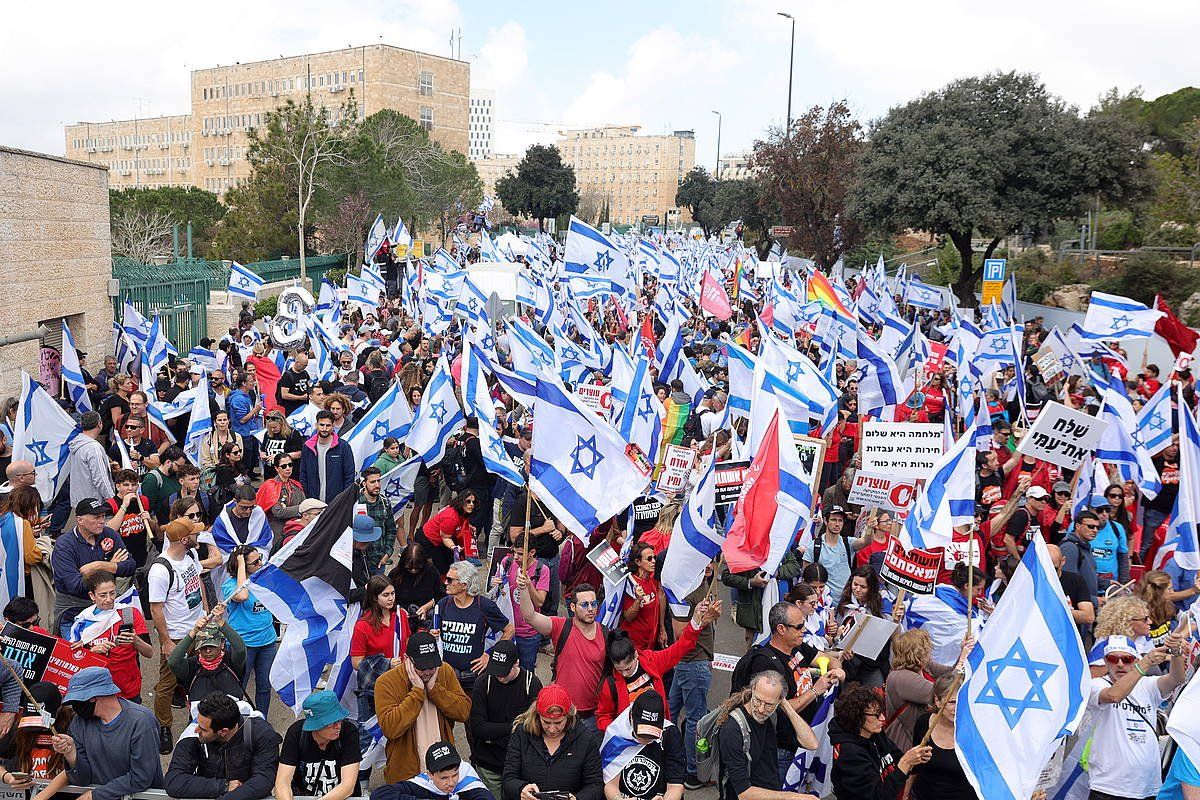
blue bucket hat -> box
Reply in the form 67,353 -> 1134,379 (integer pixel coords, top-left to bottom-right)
63,667 -> 120,702
352,514 -> 382,543
302,690 -> 349,731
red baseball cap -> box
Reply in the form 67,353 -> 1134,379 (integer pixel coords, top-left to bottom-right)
536,684 -> 573,719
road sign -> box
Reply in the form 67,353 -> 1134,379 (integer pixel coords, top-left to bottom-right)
770,226 -> 795,239
982,258 -> 1006,305
982,258 -> 1007,282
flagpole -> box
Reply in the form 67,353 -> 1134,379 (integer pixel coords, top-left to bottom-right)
966,533 -> 976,640
523,486 -> 532,561
0,654 -> 45,718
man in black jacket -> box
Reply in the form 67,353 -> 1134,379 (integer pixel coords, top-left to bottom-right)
164,692 -> 281,800
468,641 -> 542,799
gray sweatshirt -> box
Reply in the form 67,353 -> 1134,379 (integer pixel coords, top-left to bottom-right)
67,699 -> 164,800
68,434 -> 115,506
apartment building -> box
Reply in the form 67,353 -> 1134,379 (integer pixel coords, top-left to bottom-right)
469,89 -> 495,161
65,115 -> 194,190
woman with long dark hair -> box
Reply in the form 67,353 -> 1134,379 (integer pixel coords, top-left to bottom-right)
387,542 -> 445,620
213,441 -> 249,506
350,575 -> 410,758
834,567 -> 892,687
0,683 -> 74,798
417,491 -> 477,575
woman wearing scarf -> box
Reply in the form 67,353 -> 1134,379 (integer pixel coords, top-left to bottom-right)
255,452 -> 306,545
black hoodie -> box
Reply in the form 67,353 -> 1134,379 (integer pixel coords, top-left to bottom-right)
829,720 -> 908,800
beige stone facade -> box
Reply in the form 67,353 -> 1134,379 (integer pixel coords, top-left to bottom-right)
0,147 -> 112,398
65,44 -> 470,194
718,152 -> 754,181
557,125 -> 696,226
473,152 -> 522,206
64,115 -> 194,190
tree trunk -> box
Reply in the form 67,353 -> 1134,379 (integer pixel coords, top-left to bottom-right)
950,231 -> 976,308
537,217 -> 545,233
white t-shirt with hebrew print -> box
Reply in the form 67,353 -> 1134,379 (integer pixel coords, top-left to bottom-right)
1087,675 -> 1164,798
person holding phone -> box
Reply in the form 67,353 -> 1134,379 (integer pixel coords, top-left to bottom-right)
67,573 -> 152,701
502,684 -> 602,800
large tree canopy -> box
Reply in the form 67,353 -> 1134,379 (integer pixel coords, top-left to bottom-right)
675,167 -> 721,235
850,71 -> 1150,304
495,145 -> 578,231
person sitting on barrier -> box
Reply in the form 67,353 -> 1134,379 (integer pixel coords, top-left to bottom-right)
371,741 -> 495,800
165,692 -> 281,800
275,690 -> 361,800
52,666 -> 164,800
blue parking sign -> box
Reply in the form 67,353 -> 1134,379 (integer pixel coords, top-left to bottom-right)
983,258 -> 1006,282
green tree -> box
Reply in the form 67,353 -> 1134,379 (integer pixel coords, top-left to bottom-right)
210,163 -> 304,263
750,101 -> 866,269
109,186 -> 226,257
850,72 -> 1150,305
495,145 -> 578,232
674,167 -> 720,235
708,179 -> 777,257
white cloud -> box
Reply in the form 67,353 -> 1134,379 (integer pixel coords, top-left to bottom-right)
476,22 -> 528,92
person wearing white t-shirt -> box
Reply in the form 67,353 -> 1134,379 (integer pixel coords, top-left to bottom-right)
1088,633 -> 1187,800
148,515 -> 210,757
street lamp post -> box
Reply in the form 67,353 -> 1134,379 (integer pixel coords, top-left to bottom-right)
712,110 -> 722,179
777,11 -> 795,136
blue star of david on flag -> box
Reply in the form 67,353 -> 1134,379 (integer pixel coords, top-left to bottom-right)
636,396 -> 656,423
570,434 -> 603,480
371,420 -> 390,442
561,346 -> 579,362
990,337 -> 1009,353
974,638 -> 1058,728
481,333 -> 496,351
593,251 -> 613,271
1109,313 -> 1133,332
431,401 -> 448,424
26,440 -> 52,467
786,361 -> 803,383
1148,412 -> 1166,431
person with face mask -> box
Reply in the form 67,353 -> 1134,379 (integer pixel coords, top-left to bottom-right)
164,692 -> 281,800
52,667 -> 164,800
167,606 -> 247,712
371,741 -> 494,800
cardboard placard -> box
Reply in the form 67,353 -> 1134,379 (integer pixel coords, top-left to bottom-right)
488,546 -> 513,588
836,612 -> 899,661
1033,343 -> 1065,382
860,421 -> 944,480
586,541 -> 632,586
1017,401 -> 1107,469
714,460 -> 751,507
0,623 -> 107,694
711,653 -> 739,672
575,384 -> 614,417
879,537 -> 942,594
659,444 -> 697,494
845,471 -> 917,513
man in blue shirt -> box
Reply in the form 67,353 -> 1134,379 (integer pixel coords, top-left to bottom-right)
227,371 -> 262,479
1089,501 -> 1129,593
50,499 -> 136,636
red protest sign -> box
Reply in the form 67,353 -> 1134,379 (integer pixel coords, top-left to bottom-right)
0,623 -> 107,694
879,536 -> 942,595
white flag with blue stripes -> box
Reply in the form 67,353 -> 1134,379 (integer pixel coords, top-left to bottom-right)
1170,383 -> 1200,570
529,379 -> 649,539
227,261 -> 266,300
379,456 -> 422,520
898,421 -> 972,551
856,327 -> 902,417
956,536 -> 1089,800
600,704 -> 675,783
287,402 -> 318,439
346,274 -> 380,311
406,356 -> 465,465
60,320 -> 92,414
613,354 -> 664,463
343,382 -> 413,471
1135,378 -> 1173,456
1081,291 -> 1164,341
364,213 -> 387,265
183,374 -> 211,467
1095,381 -> 1160,499
660,454 -> 721,613
13,372 -> 79,503
0,512 -> 24,614
463,340 -> 524,487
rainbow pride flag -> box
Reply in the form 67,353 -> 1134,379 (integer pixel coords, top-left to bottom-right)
807,270 -> 853,319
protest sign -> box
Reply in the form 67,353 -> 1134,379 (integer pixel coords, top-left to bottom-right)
659,444 -> 696,494
879,537 -> 942,594
587,541 -> 632,586
860,421 -> 944,480
575,384 -> 613,418
1017,401 -> 1107,469
1033,343 -> 1064,383
924,342 -> 949,374
487,546 -> 513,587
792,434 -> 826,497
0,623 -> 106,694
715,460 -> 751,507
836,612 -> 899,660
711,653 -> 739,672
846,471 -> 917,513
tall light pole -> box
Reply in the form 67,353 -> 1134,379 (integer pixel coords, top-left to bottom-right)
712,110 -> 722,179
777,11 -> 795,136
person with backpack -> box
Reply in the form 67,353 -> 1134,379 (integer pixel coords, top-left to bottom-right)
804,505 -> 869,602
516,580 -> 608,736
467,640 -> 542,800
167,606 -> 248,710
164,691 -> 281,800
502,526 -> 550,669
705,671 -> 818,800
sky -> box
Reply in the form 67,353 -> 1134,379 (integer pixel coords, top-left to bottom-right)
3,0 -> 1197,172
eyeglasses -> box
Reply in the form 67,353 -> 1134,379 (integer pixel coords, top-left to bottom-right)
444,575 -> 459,585
1130,615 -> 1151,623
230,449 -> 243,454
245,558 -> 263,568
780,623 -> 805,631
12,470 -> 35,478
642,553 -> 656,561
576,600 -> 598,609
17,615 -> 38,627
1104,654 -> 1136,666
749,694 -> 781,711
1077,523 -> 1099,530
868,709 -> 887,719
185,511 -> 203,520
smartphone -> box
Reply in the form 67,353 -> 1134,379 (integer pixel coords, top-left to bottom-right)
119,606 -> 135,634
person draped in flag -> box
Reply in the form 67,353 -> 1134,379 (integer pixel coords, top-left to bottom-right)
69,572 -> 153,701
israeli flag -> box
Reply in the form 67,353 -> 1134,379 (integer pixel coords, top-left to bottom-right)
903,586 -> 984,665
407,356 -> 465,465
343,382 -> 413,471
898,421 -> 974,551
315,279 -> 340,323
112,322 -> 138,376
0,512 -> 24,613
856,327 -> 902,417
1170,384 -> 1200,570
904,278 -> 943,310
564,216 -> 632,291
287,403 -> 318,439
379,456 -> 422,521
455,275 -> 492,325
956,537 -> 1089,800
204,500 -> 273,555
145,313 -> 172,374
1096,383 -> 1160,499
346,274 -> 380,311
60,320 -> 92,414
183,374 -> 212,467
364,213 -> 387,265
660,454 -> 721,613
508,319 -> 561,382
529,379 -> 649,539
13,371 -> 80,502
725,342 -> 757,420
462,342 -> 524,487
67,585 -> 140,646
122,300 -> 152,348
188,346 -> 222,373
783,687 -> 839,797
1135,379 -> 1173,455
227,261 -> 266,300
613,354 -> 664,463
392,217 -> 412,249
1081,291 -> 1164,341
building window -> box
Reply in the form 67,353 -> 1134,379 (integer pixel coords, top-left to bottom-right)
419,106 -> 433,132
419,71 -> 433,97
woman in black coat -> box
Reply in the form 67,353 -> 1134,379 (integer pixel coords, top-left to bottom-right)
830,685 -> 931,800
502,684 -> 602,800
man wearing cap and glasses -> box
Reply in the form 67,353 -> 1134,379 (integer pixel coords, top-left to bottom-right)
1090,497 -> 1131,594
275,690 -> 361,800
467,639 -> 542,799
1089,633 -> 1187,800
51,666 -> 164,800
50,498 -> 134,637
374,741 -> 493,800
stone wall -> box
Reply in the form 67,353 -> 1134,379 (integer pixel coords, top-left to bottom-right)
0,146 -> 112,399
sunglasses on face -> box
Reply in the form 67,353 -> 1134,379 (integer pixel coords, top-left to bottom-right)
1105,654 -> 1136,665
278,462 -> 293,469
576,600 -> 598,609
185,511 -> 203,520
1106,493 -> 1122,499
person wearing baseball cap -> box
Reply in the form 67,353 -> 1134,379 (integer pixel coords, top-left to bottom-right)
601,691 -> 685,800
50,497 -> 134,638
467,640 -> 543,799
375,631 -> 471,782
276,690 -> 360,800
1001,481 -> 1052,559
1089,631 -> 1187,799
56,667 -> 165,799
811,504 -> 865,602
372,741 -> 492,800
503,684 -> 601,800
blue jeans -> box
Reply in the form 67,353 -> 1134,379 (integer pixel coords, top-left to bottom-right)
1142,509 -> 1168,560
668,660 -> 711,777
777,747 -> 795,786
242,641 -> 277,714
357,691 -> 376,755
514,635 -> 540,670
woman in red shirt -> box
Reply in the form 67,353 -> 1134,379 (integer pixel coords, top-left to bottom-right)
416,491 -> 477,575
620,542 -> 664,650
856,511 -> 896,568
350,575 -> 410,751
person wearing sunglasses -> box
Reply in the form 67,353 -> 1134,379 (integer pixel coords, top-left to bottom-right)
619,542 -> 664,651
254,453 -> 307,548
223,546 -> 277,714
1060,510 -> 1103,613
212,441 -> 250,507
1088,498 -> 1131,596
1089,633 -> 1187,800
831,684 -> 930,800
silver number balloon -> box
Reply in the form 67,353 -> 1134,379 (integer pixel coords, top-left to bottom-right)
269,286 -> 316,349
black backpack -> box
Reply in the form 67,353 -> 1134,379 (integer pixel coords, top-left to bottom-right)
365,369 -> 391,403
442,441 -> 469,491
729,643 -> 788,694
682,408 -> 708,445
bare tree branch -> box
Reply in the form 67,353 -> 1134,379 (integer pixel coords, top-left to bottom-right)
111,206 -> 174,263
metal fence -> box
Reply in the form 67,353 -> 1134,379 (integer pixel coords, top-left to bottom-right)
111,255 -> 349,352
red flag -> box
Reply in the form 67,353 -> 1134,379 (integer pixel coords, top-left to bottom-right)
1154,295 -> 1199,357
722,412 -> 783,572
639,313 -> 657,362
246,354 -> 283,414
700,271 -> 733,321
